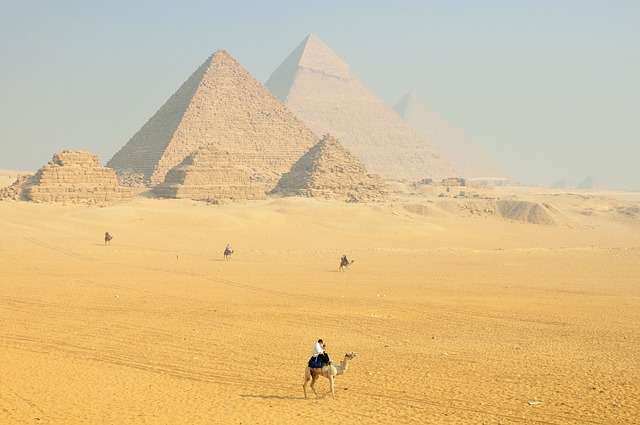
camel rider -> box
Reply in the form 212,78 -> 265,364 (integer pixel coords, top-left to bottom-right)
309,339 -> 331,368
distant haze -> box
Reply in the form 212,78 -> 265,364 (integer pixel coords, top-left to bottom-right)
0,2 -> 638,190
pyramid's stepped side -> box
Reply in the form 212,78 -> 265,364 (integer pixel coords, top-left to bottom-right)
265,34 -> 457,182
24,151 -> 133,204
108,50 -> 318,186
274,134 -> 386,202
154,145 -> 276,201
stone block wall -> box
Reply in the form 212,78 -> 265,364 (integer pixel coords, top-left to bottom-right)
23,150 -> 133,204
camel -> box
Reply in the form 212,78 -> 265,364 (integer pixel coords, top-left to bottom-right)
104,232 -> 113,246
223,245 -> 234,260
339,256 -> 354,271
303,352 -> 358,399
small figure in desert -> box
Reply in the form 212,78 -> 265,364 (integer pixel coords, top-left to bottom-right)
223,243 -> 234,260
339,255 -> 354,271
303,339 -> 358,399
104,232 -> 113,246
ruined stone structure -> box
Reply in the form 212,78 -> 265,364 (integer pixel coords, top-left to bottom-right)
265,34 -> 456,182
394,92 -> 502,179
108,50 -> 317,186
0,174 -> 32,201
17,151 -> 132,204
273,134 -> 386,202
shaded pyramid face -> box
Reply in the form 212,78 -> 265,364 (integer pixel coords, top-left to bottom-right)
108,50 -> 317,185
394,92 -> 502,178
274,134 -> 386,202
265,34 -> 456,181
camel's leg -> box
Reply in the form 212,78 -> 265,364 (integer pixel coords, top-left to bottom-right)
310,373 -> 319,398
303,368 -> 311,399
329,375 -> 336,399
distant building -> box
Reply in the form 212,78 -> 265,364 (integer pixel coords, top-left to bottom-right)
441,177 -> 466,187
467,177 -> 511,187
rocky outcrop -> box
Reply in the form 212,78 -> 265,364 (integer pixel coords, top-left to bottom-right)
273,134 -> 386,202
265,34 -> 456,181
14,151 -> 133,204
108,50 -> 317,186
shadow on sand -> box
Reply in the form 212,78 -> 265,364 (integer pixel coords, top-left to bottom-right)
239,394 -> 306,401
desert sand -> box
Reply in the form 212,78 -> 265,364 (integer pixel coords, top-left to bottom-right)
1,189 -> 639,424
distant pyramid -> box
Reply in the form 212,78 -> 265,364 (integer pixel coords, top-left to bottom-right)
577,176 -> 598,190
265,34 -> 456,181
273,134 -> 386,202
108,50 -> 317,185
394,92 -> 502,178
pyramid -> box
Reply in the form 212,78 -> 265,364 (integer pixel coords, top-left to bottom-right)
273,134 -> 386,202
265,34 -> 456,182
154,145 -> 274,201
16,151 -> 132,204
394,92 -> 502,178
108,50 -> 317,185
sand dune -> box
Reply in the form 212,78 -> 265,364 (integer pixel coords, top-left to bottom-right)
1,194 -> 639,424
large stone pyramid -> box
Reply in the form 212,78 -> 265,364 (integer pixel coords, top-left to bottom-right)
265,34 -> 456,182
273,134 -> 386,202
394,92 -> 502,178
108,50 -> 317,185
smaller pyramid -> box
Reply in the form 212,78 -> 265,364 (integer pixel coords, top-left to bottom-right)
153,145 -> 270,201
17,151 -> 132,204
577,176 -> 598,190
273,134 -> 386,202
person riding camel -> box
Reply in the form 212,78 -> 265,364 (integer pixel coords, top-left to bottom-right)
224,243 -> 233,260
308,339 -> 331,368
339,255 -> 353,271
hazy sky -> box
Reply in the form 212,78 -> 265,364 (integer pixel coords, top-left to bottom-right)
1,1 -> 638,189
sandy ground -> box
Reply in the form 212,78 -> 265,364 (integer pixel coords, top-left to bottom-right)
1,194 -> 639,424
